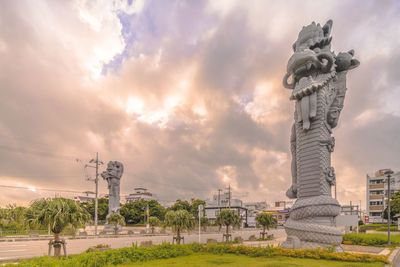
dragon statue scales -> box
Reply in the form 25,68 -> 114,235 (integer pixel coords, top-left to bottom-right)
281,20 -> 359,250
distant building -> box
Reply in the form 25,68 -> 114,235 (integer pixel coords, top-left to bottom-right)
125,188 -> 157,203
205,192 -> 248,226
73,191 -> 95,202
261,201 -> 293,226
244,201 -> 270,217
366,169 -> 400,223
341,204 -> 360,216
243,201 -> 270,227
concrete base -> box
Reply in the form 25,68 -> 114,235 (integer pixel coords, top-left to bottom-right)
102,223 -> 122,233
281,235 -> 343,252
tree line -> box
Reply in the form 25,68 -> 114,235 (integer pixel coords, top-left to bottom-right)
0,197 -> 278,256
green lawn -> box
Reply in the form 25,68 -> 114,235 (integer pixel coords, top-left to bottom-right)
117,254 -> 385,267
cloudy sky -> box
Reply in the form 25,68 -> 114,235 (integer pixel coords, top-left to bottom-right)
0,0 -> 399,208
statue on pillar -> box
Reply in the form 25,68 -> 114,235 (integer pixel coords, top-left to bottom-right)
281,20 -> 359,249
101,161 -> 124,216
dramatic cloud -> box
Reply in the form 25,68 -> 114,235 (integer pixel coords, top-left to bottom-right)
0,0 -> 399,208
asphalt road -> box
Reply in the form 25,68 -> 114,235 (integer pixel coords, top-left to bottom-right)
0,229 -> 286,261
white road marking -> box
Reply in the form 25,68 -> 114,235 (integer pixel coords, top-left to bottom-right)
0,249 -> 26,253
0,244 -> 27,248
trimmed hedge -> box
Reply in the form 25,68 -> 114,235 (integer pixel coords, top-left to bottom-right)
343,233 -> 400,246
375,226 -> 399,232
6,243 -> 389,267
359,224 -> 396,230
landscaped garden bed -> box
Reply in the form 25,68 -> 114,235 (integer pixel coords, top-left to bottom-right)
6,242 -> 389,267
343,233 -> 400,246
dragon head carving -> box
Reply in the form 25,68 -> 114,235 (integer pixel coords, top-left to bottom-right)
283,20 -> 359,130
101,161 -> 124,182
283,20 -> 335,97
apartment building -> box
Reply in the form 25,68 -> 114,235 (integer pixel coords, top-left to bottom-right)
366,169 -> 400,223
125,188 -> 157,203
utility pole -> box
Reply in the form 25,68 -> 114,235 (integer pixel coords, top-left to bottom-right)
228,184 -> 231,209
385,169 -> 394,246
217,189 -> 222,207
85,152 -> 103,236
350,201 -> 353,214
147,204 -> 150,224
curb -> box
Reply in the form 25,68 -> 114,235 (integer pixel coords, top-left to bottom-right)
387,247 -> 400,267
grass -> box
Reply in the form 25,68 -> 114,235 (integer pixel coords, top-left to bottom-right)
117,254 -> 385,267
359,224 -> 397,230
343,233 -> 400,246
6,243 -> 389,266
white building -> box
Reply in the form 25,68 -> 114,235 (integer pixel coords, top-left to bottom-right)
125,188 -> 157,203
73,191 -> 95,202
244,201 -> 270,217
205,192 -> 248,226
366,169 -> 400,223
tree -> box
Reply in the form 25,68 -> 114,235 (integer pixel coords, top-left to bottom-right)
256,213 -> 277,239
148,216 -> 161,234
200,217 -> 210,231
216,209 -> 241,242
106,213 -> 126,235
120,199 -> 166,224
190,199 -> 206,219
81,197 -> 109,221
0,204 -> 28,231
383,191 -> 400,223
27,198 -> 91,257
168,199 -> 191,212
164,210 -> 194,244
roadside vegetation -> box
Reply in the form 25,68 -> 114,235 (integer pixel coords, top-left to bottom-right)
164,210 -> 195,244
343,233 -> 400,246
215,209 -> 241,241
5,243 -> 388,267
27,198 -> 92,257
255,213 -> 277,239
119,254 -> 384,267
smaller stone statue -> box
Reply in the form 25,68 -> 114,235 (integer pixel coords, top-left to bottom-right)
101,161 -> 124,216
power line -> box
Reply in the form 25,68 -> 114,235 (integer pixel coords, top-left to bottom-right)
0,144 -> 77,161
123,172 -> 215,192
0,184 -> 84,194
0,175 -> 85,178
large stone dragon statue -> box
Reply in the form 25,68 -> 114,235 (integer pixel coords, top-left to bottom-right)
282,20 -> 359,249
101,161 -> 124,216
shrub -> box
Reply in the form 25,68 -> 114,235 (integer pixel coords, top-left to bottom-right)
248,234 -> 257,241
375,226 -> 399,232
343,233 -> 400,246
234,236 -> 244,243
140,240 -> 153,247
86,244 -> 111,253
5,243 -> 389,266
359,224 -> 396,230
206,238 -> 217,244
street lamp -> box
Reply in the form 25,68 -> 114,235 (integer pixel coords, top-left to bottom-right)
198,204 -> 204,243
384,169 -> 394,245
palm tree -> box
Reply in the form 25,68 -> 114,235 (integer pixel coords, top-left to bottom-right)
164,210 -> 194,244
148,216 -> 161,234
106,213 -> 126,235
256,213 -> 277,239
200,217 -> 210,232
216,209 -> 241,242
27,198 -> 91,257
